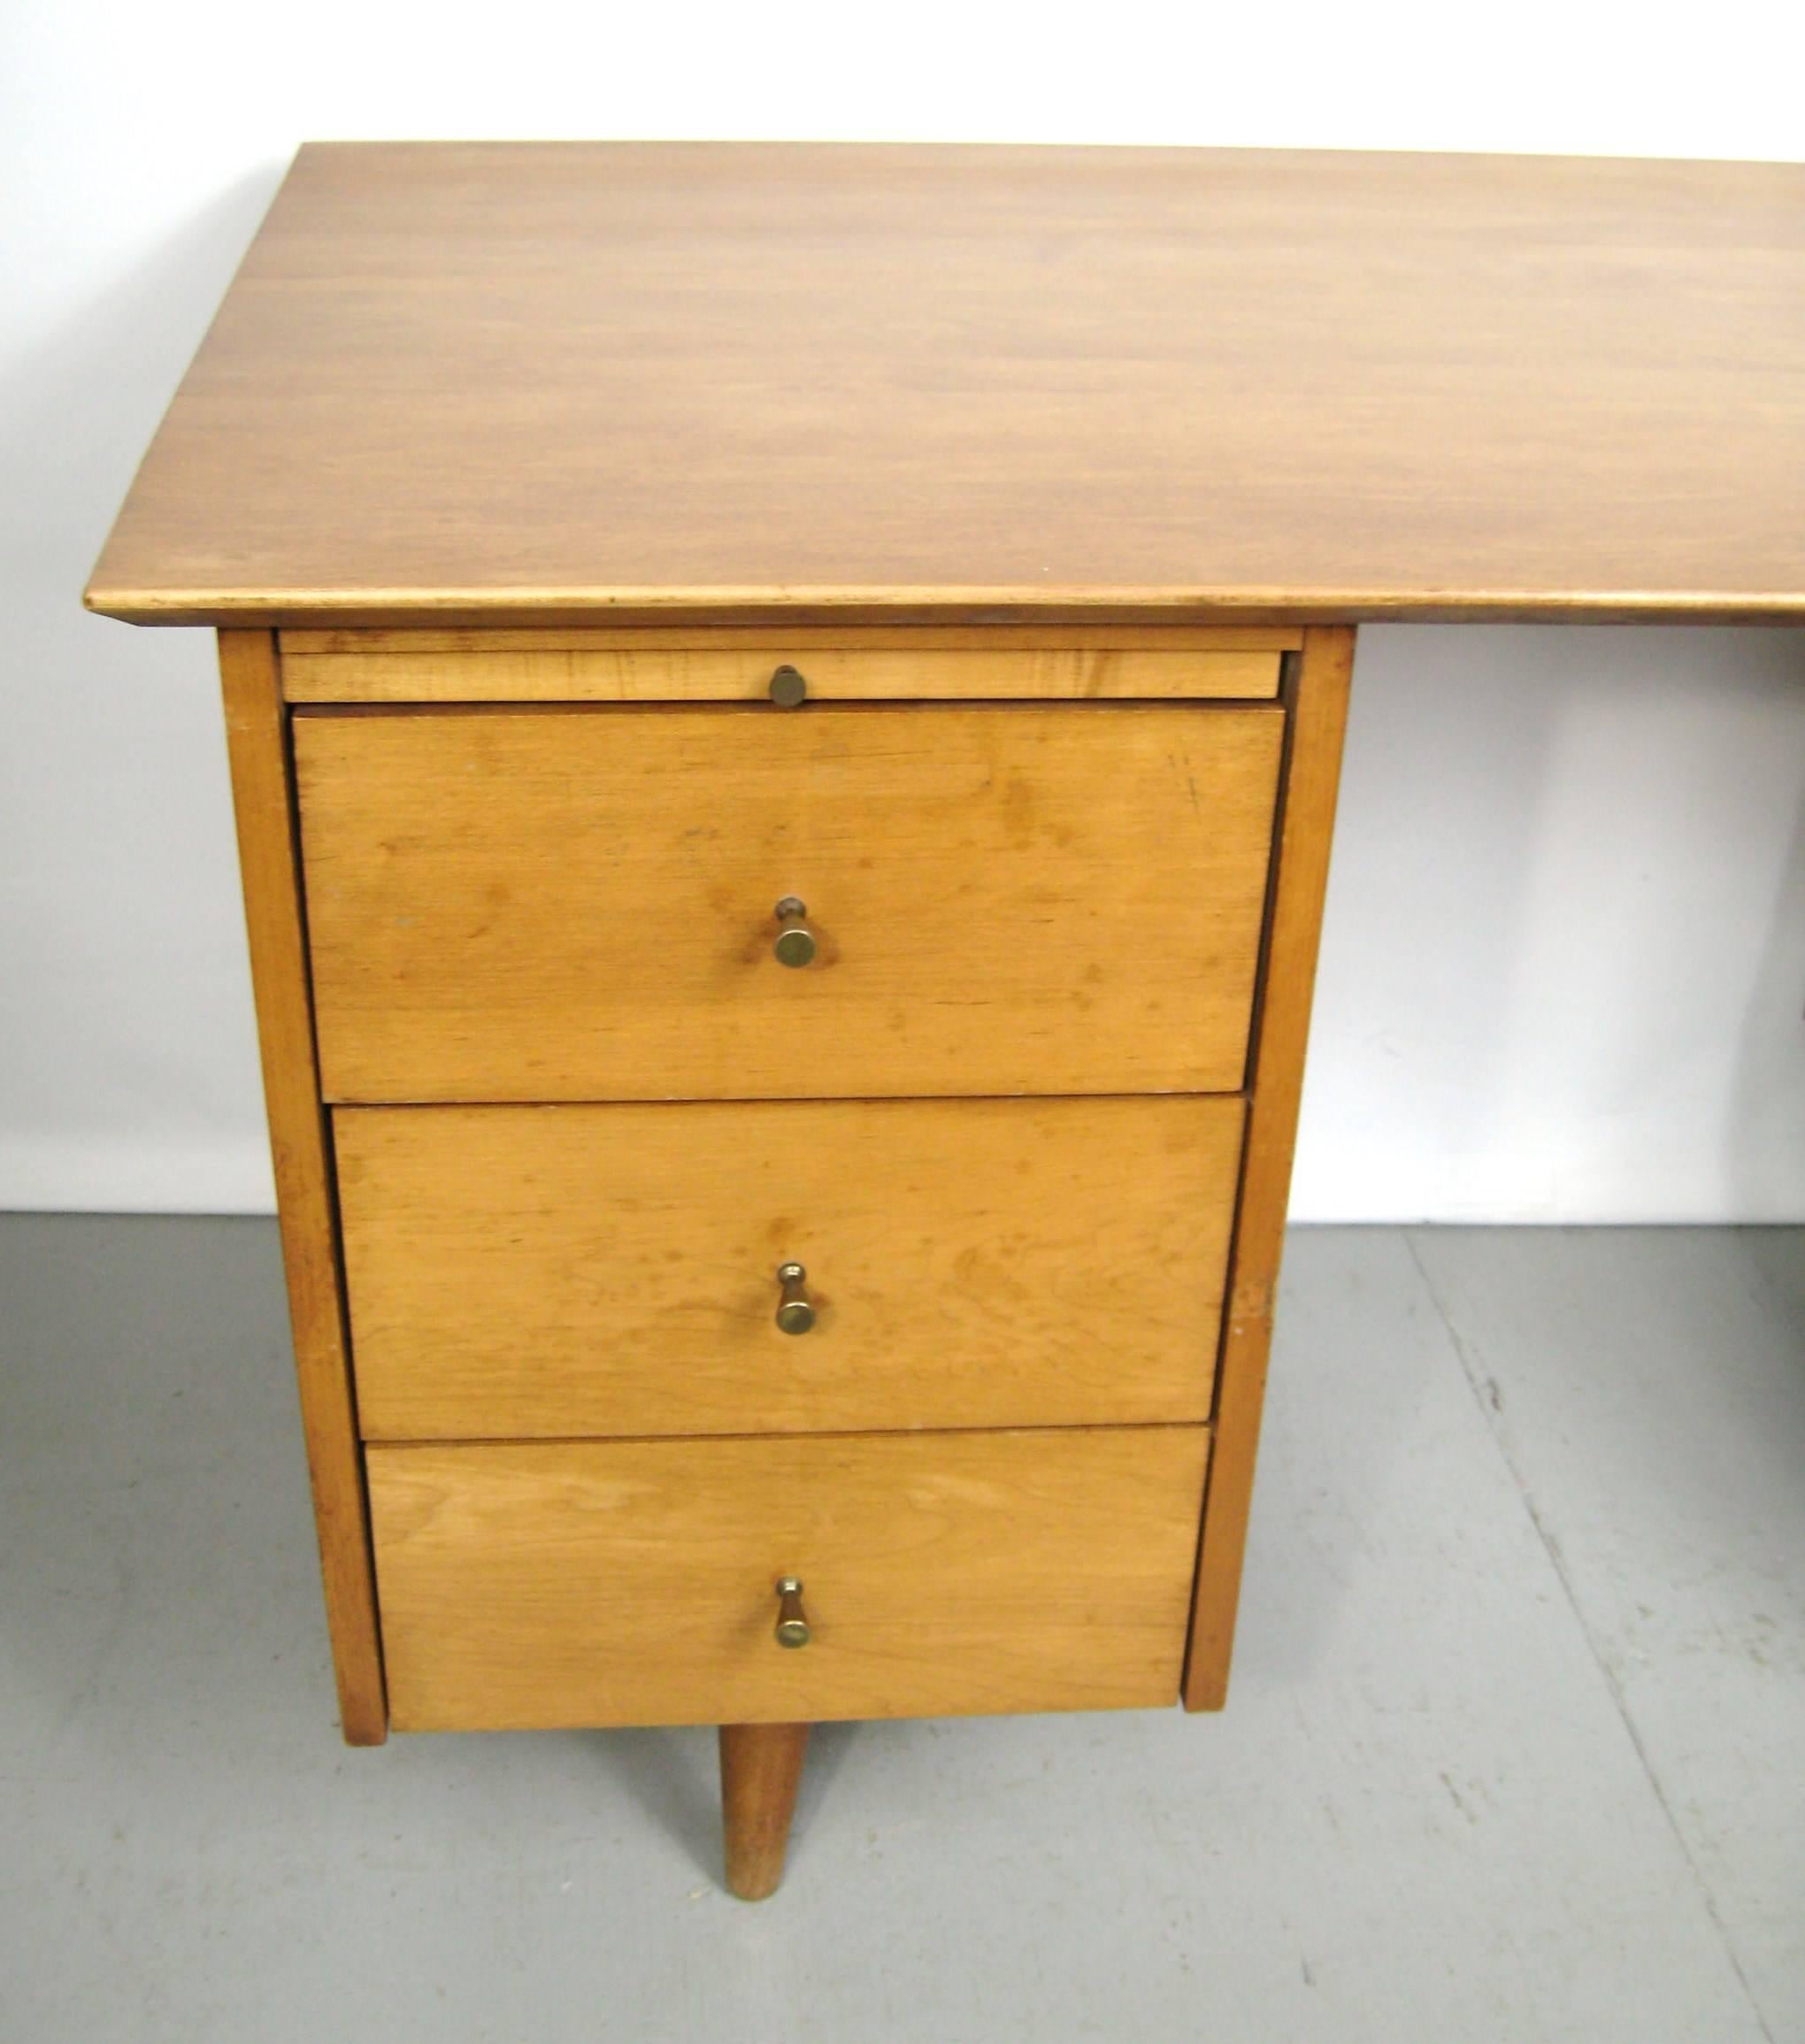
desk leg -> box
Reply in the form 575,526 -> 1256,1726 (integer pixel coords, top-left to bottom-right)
719,1722 -> 811,1900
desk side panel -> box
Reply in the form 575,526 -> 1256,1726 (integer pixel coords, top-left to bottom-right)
219,628 -> 387,1744
1184,625 -> 1354,1709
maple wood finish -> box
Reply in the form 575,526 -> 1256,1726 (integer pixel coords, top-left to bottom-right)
279,629 -> 1287,703
720,1724 -> 811,1902
88,142 -> 1803,1901
216,632 -> 386,1745
292,704 -> 1283,1103
1185,627 -> 1354,1709
366,1427 -> 1211,1730
86,145 -> 1803,627
336,1095 -> 1245,1440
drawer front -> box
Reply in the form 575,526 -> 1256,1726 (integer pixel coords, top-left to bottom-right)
280,633 -> 1287,704
339,1095 -> 1245,1440
296,704 -> 1282,1102
368,1427 -> 1210,1730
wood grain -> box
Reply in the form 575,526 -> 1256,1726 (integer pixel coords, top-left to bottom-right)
280,634 -> 1283,703
336,1095 -> 1244,1439
368,1426 -> 1210,1730
720,1723 -> 811,1901
281,627 -> 1306,654
215,630 -> 387,1745
1184,626 -> 1355,1710
86,145 -> 1805,628
293,704 -> 1282,1103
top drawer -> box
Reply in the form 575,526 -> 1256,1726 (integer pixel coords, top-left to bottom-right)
278,630 -> 1288,704
295,703 -> 1282,1103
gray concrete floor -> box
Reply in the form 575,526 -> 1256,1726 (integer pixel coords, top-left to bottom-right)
1,1218 -> 1800,2043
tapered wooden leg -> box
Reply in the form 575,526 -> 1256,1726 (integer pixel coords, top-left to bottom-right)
718,1722 -> 810,1900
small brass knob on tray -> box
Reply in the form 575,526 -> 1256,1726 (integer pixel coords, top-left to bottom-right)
775,1262 -> 816,1334
768,664 -> 808,708
774,1576 -> 810,1648
772,897 -> 816,968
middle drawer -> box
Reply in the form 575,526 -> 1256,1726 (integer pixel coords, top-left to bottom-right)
338,1095 -> 1244,1440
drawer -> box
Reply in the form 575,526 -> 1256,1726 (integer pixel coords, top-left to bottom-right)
295,704 -> 1282,1102
280,630 -> 1288,704
368,1426 -> 1211,1729
338,1095 -> 1245,1440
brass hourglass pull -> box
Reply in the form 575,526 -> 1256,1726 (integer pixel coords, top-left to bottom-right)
774,1577 -> 810,1648
774,1262 -> 816,1334
772,897 -> 817,967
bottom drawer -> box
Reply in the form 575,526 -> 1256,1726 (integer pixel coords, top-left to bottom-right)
369,1427 -> 1210,1731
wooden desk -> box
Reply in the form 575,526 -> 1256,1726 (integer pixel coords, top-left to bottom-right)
87,143 -> 1804,1900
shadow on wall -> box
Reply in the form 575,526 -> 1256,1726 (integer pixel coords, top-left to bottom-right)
1300,623 -> 1805,1224
1,173 -> 288,1208
1476,625 -> 1805,1223
1317,624 -> 1563,1190
1731,757 -> 1805,1222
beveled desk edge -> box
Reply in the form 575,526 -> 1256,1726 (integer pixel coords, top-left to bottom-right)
86,587 -> 1805,629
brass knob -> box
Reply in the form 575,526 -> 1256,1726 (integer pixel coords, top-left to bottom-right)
774,1576 -> 810,1648
775,1262 -> 816,1334
772,897 -> 817,968
768,664 -> 808,708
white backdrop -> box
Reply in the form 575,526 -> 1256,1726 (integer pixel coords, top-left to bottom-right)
4,0 -> 1801,1221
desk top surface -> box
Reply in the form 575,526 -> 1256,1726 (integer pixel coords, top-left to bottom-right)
86,142 -> 1805,628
